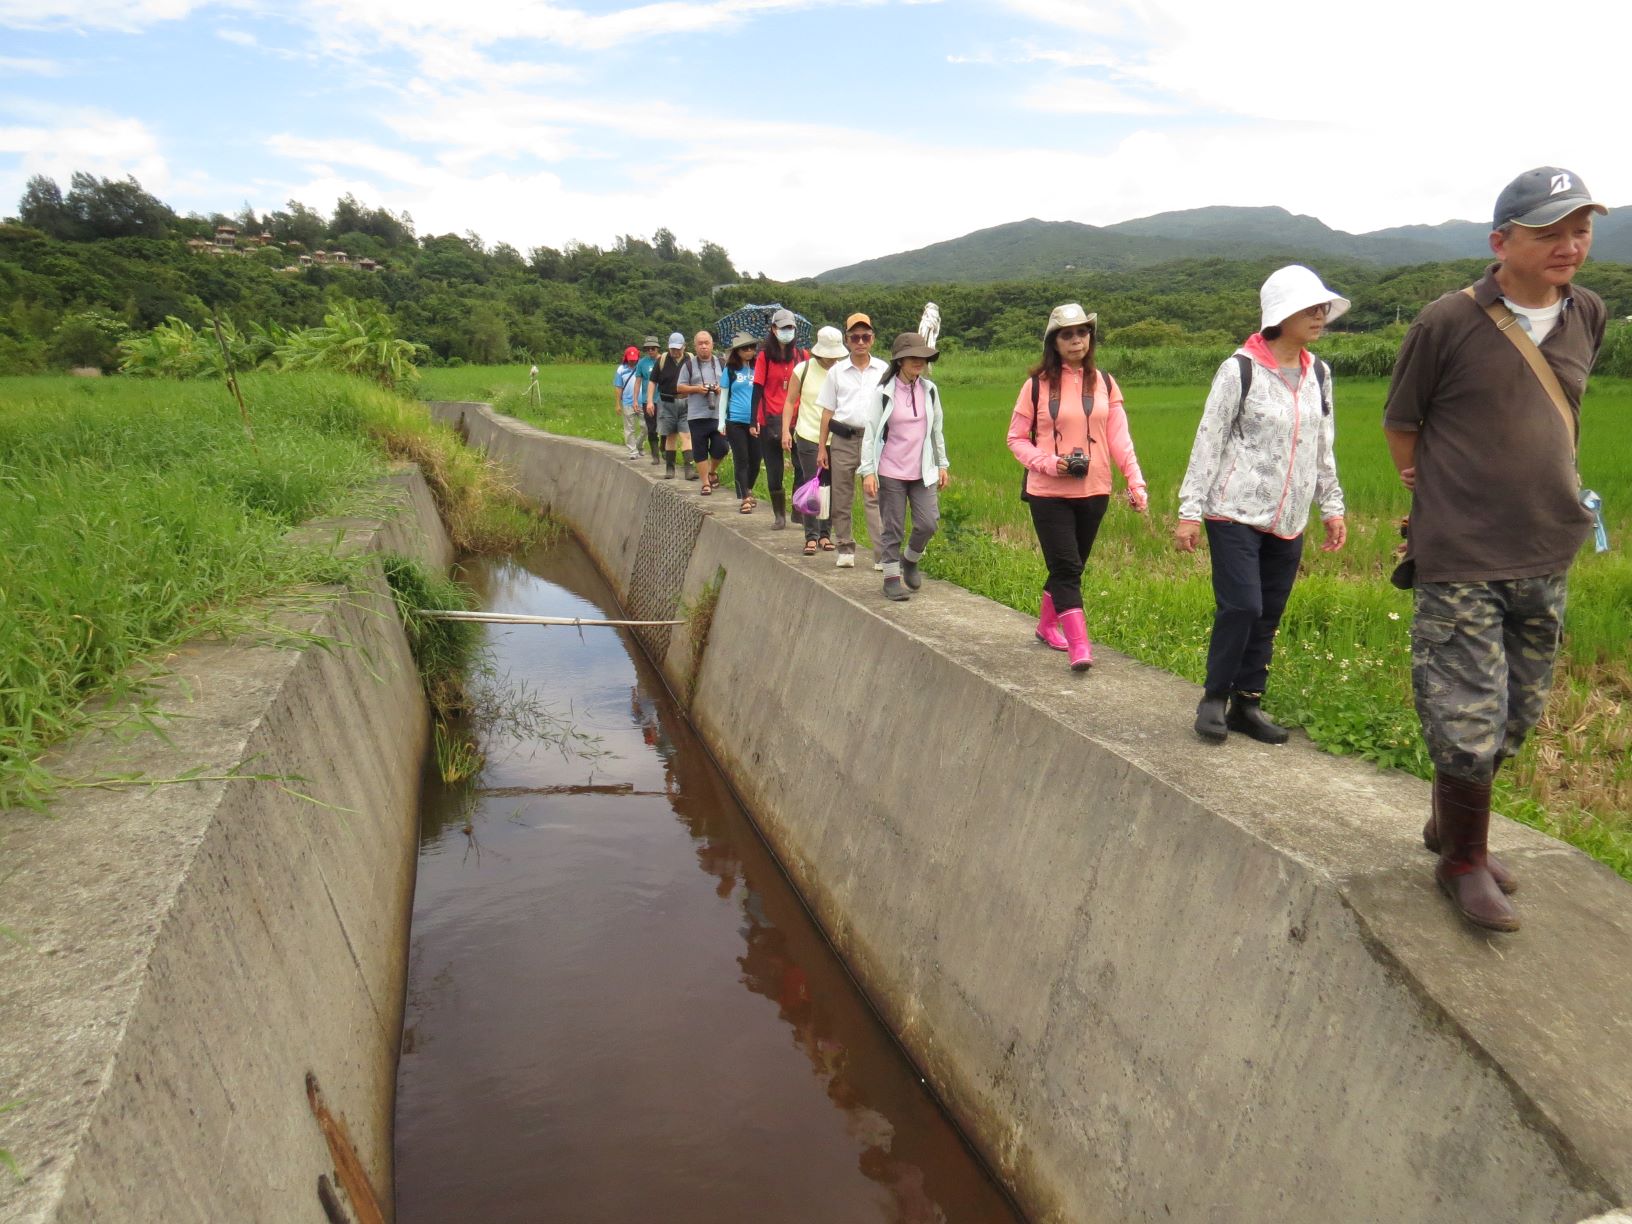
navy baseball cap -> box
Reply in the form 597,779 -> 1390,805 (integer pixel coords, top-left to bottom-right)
1493,167 -> 1608,229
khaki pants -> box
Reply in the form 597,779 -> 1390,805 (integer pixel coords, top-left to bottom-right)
826,430 -> 882,559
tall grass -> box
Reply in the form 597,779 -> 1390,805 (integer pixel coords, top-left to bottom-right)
421,362 -> 1632,879
0,372 -> 544,809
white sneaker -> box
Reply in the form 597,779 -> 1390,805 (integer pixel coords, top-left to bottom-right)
873,560 -> 884,571
835,552 -> 855,569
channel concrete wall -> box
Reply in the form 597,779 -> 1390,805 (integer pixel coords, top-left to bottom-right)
430,400 -> 1632,1224
0,467 -> 452,1224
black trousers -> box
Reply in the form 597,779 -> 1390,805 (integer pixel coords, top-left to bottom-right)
1203,519 -> 1304,697
758,415 -> 787,494
1027,494 -> 1109,614
725,421 -> 761,498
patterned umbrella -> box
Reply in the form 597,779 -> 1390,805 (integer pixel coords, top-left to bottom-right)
713,302 -> 815,350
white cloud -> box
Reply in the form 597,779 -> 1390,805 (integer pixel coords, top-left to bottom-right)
1017,77 -> 1173,115
0,0 -> 208,32
0,109 -> 170,203
0,55 -> 66,75
216,27 -> 256,45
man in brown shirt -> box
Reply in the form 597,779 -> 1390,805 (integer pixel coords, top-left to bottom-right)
1383,166 -> 1607,933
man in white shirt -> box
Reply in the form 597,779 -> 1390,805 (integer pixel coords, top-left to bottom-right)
816,312 -> 888,568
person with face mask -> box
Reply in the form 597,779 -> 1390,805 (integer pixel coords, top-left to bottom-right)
751,308 -> 808,531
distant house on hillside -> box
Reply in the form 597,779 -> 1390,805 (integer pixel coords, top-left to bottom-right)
298,254 -> 313,266
330,250 -> 350,265
357,257 -> 379,271
186,237 -> 213,253
213,225 -> 238,251
313,249 -> 327,262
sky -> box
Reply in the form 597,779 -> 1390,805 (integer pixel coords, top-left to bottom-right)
1,0 -> 1627,280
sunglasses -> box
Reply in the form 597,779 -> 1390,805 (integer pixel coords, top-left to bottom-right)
847,331 -> 874,342
1300,303 -> 1332,319
1055,326 -> 1094,341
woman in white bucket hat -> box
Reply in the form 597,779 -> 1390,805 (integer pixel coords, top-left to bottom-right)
1175,265 -> 1349,745
1007,302 -> 1148,671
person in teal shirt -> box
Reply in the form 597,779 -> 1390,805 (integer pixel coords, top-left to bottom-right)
721,333 -> 761,512
634,336 -> 660,464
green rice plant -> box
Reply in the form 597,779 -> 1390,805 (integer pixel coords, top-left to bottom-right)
0,371 -> 545,809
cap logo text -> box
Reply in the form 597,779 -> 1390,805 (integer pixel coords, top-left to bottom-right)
1550,173 -> 1573,196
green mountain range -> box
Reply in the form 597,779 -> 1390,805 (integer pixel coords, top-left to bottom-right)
816,206 -> 1632,285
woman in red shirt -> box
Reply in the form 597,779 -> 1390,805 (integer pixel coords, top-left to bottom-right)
750,308 -> 806,531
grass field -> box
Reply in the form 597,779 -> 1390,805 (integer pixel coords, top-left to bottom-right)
0,372 -> 541,810
422,358 -> 1632,880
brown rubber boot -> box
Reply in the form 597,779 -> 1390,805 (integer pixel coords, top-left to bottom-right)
1432,773 -> 1520,933
1423,782 -> 1517,893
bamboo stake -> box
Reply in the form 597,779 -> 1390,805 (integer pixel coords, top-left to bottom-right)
415,610 -> 683,627
211,308 -> 255,444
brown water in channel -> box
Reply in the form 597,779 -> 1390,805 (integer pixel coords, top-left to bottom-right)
393,538 -> 1022,1224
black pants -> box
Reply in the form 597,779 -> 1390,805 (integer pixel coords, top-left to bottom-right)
758,415 -> 787,494
644,404 -> 659,444
726,421 -> 761,498
1027,495 -> 1109,613
1204,519 -> 1304,696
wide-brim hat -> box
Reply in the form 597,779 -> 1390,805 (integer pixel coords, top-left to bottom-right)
890,332 -> 938,362
1044,302 -> 1097,341
726,332 -> 758,352
810,326 -> 846,359
1259,265 -> 1350,330
642,335 -> 660,348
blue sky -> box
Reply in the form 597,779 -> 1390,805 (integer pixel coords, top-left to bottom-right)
2,0 -> 1625,278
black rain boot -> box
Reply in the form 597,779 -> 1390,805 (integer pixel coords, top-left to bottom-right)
664,454 -> 676,479
902,558 -> 922,590
1194,693 -> 1228,743
649,437 -> 662,465
1226,692 -> 1289,745
771,491 -> 787,530
683,454 -> 698,481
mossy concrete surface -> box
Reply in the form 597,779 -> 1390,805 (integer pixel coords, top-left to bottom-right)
431,400 -> 1631,1224
0,467 -> 450,1223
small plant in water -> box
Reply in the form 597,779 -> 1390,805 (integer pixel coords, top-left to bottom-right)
433,722 -> 484,784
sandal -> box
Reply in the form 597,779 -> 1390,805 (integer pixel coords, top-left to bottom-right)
739,499 -> 753,514
803,539 -> 818,556
700,482 -> 712,496
819,537 -> 835,551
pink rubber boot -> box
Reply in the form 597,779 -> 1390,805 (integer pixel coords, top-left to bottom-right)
1057,608 -> 1093,671
1036,592 -> 1068,651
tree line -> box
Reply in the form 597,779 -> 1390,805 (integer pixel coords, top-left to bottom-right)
5,172 -> 1632,377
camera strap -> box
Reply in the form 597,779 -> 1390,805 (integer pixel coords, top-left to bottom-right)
1461,287 -> 1577,457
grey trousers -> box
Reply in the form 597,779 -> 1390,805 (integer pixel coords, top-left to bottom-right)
792,436 -> 830,542
826,430 -> 882,559
877,475 -> 939,577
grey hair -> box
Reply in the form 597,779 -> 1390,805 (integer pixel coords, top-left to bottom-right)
1494,222 -> 1517,240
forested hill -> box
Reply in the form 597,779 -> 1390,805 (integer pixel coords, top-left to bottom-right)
816,205 -> 1632,285
5,173 -> 1632,374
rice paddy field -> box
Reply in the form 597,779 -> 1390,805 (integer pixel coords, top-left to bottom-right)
0,372 -> 540,810
421,357 -> 1632,880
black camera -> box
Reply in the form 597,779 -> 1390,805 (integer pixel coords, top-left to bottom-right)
1064,448 -> 1089,476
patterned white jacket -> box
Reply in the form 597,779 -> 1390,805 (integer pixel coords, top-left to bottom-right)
1177,338 -> 1344,539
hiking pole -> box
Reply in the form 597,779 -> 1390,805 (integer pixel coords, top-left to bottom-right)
415,611 -> 684,628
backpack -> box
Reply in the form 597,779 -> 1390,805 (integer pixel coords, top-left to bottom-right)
1232,354 -> 1329,439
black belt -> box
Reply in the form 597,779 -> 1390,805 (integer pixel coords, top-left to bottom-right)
829,421 -> 862,439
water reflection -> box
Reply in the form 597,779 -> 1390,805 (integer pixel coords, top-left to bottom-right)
394,538 -> 1019,1224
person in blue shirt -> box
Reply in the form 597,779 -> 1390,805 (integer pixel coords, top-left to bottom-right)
613,345 -> 642,460
721,333 -> 762,513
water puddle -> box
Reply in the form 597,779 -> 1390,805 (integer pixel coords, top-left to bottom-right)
394,536 -> 1021,1223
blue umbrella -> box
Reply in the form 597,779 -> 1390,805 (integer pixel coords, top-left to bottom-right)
713,302 -> 815,350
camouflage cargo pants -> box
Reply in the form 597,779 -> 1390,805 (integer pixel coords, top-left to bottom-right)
1411,575 -> 1567,784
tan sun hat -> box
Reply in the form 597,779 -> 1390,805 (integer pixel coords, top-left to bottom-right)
810,326 -> 846,359
1043,302 -> 1097,340
727,332 -> 758,352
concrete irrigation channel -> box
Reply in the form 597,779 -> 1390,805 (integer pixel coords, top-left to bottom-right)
423,399 -> 1632,1224
2,397 -> 1629,1221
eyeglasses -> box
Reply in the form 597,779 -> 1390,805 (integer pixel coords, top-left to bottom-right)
847,331 -> 873,342
1055,326 -> 1093,341
1300,303 -> 1332,319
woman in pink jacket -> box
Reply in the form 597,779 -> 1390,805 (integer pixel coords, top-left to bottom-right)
1007,303 -> 1148,670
